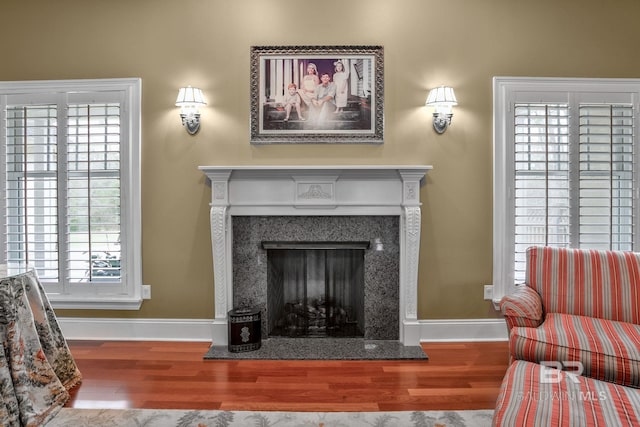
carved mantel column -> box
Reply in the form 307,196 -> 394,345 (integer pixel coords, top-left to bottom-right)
399,169 -> 427,345
202,169 -> 232,324
210,206 -> 229,320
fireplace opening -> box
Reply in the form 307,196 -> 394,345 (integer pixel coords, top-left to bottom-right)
263,241 -> 368,338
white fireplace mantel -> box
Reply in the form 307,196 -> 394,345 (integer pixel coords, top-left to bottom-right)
199,165 -> 432,345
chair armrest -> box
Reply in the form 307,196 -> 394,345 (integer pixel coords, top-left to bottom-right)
499,285 -> 543,331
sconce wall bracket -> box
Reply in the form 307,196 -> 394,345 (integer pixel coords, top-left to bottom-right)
180,112 -> 201,135
432,113 -> 453,134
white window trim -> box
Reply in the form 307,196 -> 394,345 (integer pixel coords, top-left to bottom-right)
0,78 -> 142,310
493,76 -> 640,305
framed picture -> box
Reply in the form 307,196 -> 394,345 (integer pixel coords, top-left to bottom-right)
250,45 -> 384,145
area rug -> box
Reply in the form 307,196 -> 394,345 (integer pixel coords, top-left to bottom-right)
48,408 -> 494,427
204,338 -> 428,360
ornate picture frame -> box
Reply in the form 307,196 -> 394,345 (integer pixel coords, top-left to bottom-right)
250,45 -> 384,145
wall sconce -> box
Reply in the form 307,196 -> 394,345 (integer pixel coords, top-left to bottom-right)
425,85 -> 457,134
175,86 -> 206,135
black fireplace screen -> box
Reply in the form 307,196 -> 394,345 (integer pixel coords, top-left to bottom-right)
264,241 -> 367,338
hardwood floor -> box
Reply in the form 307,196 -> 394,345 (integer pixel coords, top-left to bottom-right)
65,340 -> 509,412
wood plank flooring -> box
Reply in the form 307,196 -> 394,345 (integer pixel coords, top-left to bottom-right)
65,340 -> 509,412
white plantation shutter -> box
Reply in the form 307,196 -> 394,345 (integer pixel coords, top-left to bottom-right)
0,79 -> 141,309
494,78 -> 640,298
513,102 -> 635,281
5,105 -> 59,279
66,103 -> 122,282
5,103 -> 123,284
514,103 -> 570,280
579,104 -> 634,250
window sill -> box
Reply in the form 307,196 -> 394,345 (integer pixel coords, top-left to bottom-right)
48,295 -> 143,310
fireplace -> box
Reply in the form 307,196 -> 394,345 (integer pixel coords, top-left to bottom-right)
200,165 -> 431,346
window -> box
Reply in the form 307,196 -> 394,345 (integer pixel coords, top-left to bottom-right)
0,78 -> 142,309
493,77 -> 640,300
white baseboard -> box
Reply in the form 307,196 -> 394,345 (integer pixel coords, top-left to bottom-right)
58,317 -> 509,343
57,317 -> 215,342
419,318 -> 509,342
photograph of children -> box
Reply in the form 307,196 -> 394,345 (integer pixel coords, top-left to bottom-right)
250,46 -> 383,144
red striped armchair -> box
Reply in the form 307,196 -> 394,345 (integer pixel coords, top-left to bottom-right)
499,246 -> 640,388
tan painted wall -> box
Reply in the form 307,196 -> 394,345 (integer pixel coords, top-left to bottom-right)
2,0 -> 639,320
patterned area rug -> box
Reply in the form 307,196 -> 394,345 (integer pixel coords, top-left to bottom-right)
48,409 -> 494,427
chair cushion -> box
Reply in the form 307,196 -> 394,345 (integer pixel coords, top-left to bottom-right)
493,360 -> 640,426
510,313 -> 640,388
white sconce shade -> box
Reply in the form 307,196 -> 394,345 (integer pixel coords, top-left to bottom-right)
176,86 -> 207,107
426,86 -> 457,134
426,86 -> 458,107
176,86 -> 206,135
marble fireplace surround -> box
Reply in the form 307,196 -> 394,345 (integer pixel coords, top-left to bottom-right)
199,165 -> 432,346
